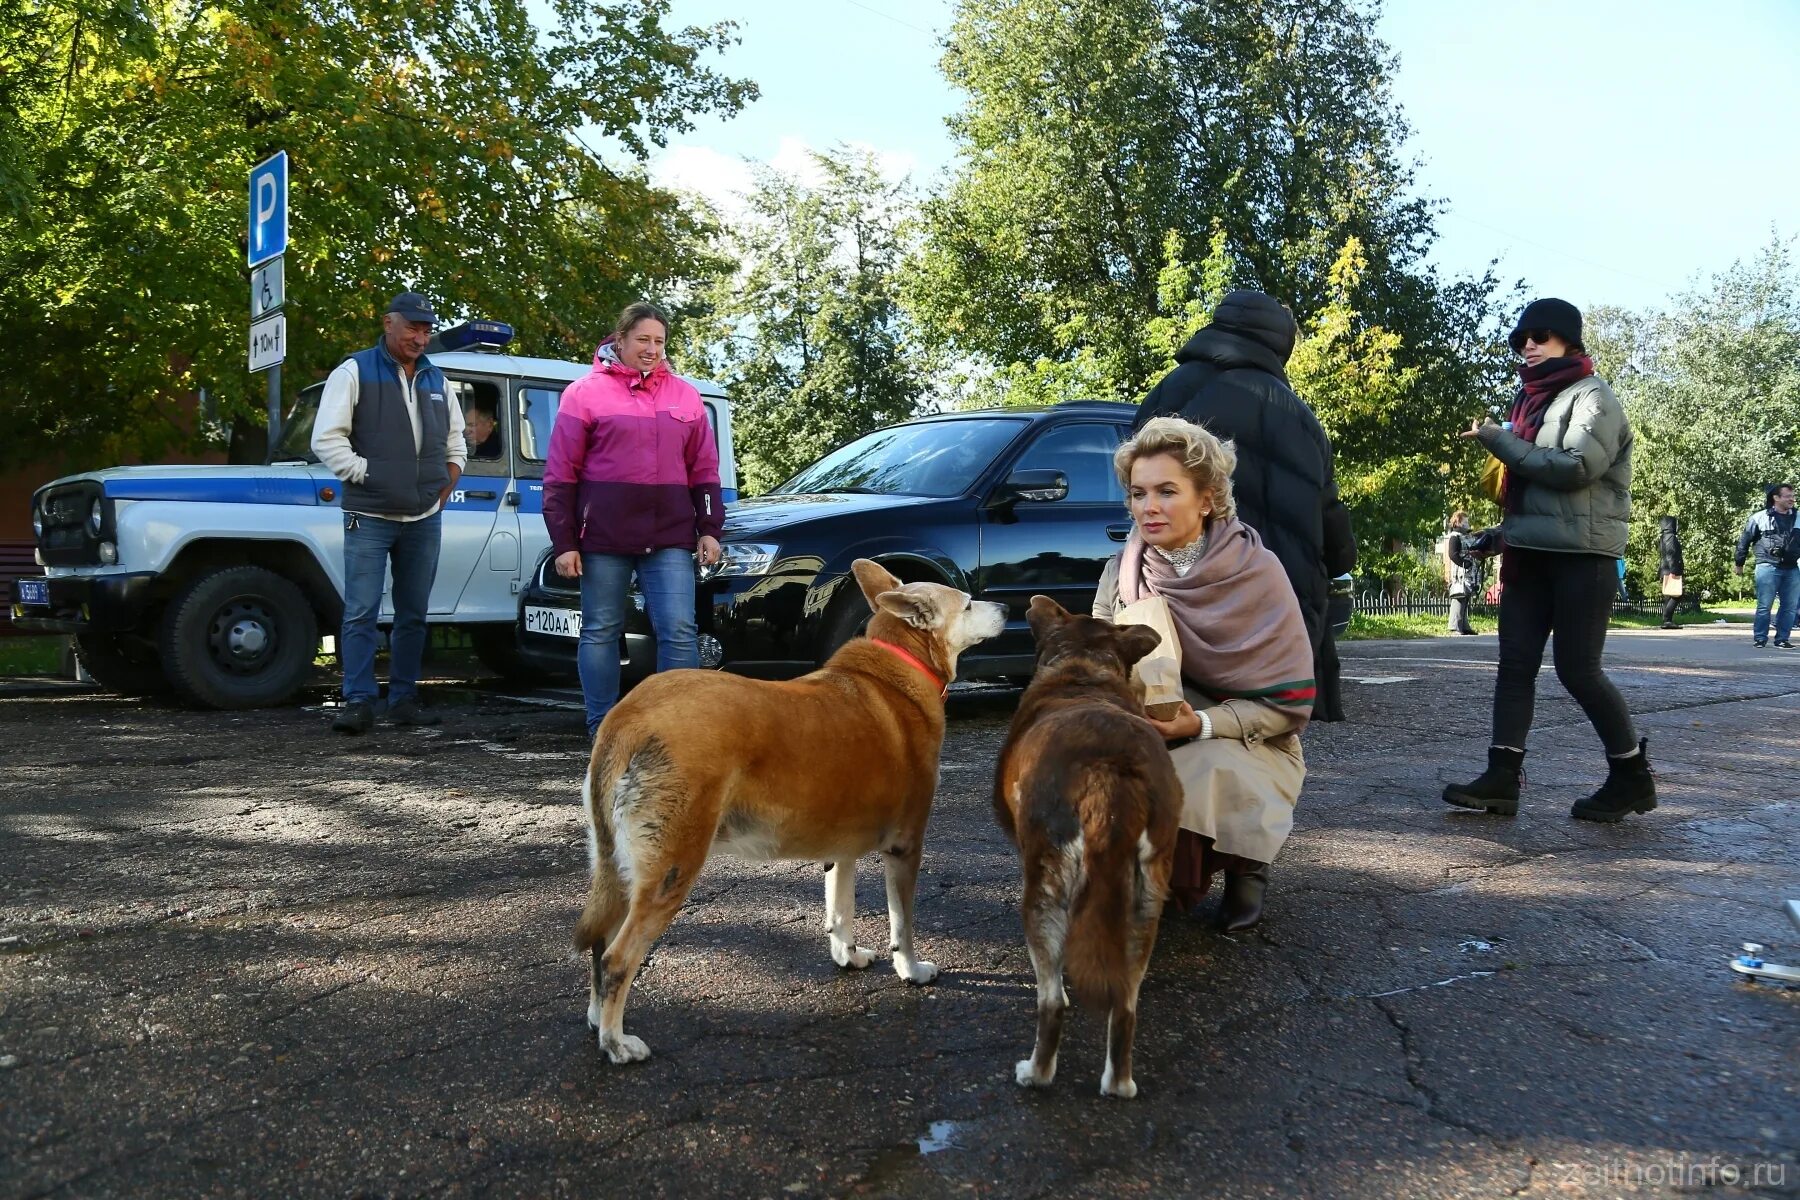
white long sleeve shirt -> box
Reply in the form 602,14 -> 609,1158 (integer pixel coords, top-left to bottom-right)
311,357 -> 467,521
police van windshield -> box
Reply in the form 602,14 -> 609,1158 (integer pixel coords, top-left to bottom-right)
271,384 -> 324,463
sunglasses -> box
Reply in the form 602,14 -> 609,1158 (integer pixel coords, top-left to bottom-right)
1509,328 -> 1557,352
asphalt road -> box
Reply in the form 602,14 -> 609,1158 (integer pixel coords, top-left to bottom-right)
2,625 -> 1796,1198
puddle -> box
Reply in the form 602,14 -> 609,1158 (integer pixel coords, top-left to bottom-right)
917,1120 -> 964,1155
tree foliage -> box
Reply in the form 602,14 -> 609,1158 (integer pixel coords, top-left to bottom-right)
1596,236 -> 1800,599
690,147 -> 928,494
910,0 -> 1518,575
0,0 -> 754,471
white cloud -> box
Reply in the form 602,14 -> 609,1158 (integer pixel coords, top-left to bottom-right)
651,135 -> 920,223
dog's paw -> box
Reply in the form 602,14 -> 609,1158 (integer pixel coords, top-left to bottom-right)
599,1032 -> 651,1064
585,1000 -> 602,1031
896,958 -> 938,985
1015,1059 -> 1052,1088
832,942 -> 874,970
1099,1070 -> 1137,1100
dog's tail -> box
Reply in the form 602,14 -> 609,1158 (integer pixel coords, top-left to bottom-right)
1062,764 -> 1153,1012
572,738 -> 631,956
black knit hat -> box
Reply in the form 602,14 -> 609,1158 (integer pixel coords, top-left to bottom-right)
1508,298 -> 1583,353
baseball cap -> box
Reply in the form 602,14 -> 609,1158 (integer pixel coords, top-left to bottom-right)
387,291 -> 438,324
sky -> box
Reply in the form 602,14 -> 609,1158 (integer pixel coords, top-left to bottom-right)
636,0 -> 1800,315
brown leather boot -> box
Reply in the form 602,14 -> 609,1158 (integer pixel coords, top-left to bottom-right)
1217,862 -> 1269,933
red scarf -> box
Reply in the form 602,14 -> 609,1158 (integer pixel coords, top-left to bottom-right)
1502,355 -> 1595,511
1510,355 -> 1594,445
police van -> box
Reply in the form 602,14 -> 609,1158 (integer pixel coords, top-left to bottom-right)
12,321 -> 737,709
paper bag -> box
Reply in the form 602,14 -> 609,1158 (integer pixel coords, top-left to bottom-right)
1113,595 -> 1184,721
1660,574 -> 1683,598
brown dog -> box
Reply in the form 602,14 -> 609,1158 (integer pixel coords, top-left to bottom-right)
573,559 -> 1006,1063
993,595 -> 1180,1098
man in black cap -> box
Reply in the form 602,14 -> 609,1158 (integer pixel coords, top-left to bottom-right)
1133,289 -> 1357,721
312,291 -> 467,733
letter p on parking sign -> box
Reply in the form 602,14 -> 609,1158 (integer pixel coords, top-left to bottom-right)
248,151 -> 288,267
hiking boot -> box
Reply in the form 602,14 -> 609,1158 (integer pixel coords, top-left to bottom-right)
1571,738 -> 1657,823
386,696 -> 441,727
332,700 -> 375,735
1443,747 -> 1524,816
1217,863 -> 1269,933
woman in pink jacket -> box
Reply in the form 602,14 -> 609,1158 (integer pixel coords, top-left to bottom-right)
544,302 -> 724,737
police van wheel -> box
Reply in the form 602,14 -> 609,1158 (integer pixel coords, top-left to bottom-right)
73,632 -> 172,696
160,566 -> 320,709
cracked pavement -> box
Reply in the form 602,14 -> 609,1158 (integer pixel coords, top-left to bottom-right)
1,625 -> 1796,1198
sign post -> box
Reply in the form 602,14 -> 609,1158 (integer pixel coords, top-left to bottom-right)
248,152 -> 289,454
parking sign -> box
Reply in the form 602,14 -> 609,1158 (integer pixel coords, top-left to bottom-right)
248,152 -> 288,267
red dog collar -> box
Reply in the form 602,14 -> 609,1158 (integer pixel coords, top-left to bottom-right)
870,638 -> 947,699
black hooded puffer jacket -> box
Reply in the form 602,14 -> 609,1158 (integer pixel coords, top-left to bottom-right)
1132,290 -> 1357,722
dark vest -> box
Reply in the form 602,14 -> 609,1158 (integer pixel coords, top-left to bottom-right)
341,342 -> 450,517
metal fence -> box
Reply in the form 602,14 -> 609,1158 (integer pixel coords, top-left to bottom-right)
1348,587 -> 1662,618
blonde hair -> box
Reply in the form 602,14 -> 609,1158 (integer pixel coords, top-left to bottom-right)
1114,416 -> 1238,522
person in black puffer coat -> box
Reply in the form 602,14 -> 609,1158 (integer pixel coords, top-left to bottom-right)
1133,290 -> 1357,721
1658,515 -> 1684,629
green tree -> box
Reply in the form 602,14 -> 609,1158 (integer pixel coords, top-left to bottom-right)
910,0 -> 1518,572
0,0 -> 754,471
1606,237 -> 1800,600
692,147 -> 928,494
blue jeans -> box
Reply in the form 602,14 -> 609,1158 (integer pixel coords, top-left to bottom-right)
340,512 -> 441,704
1752,562 -> 1799,643
578,548 -> 698,736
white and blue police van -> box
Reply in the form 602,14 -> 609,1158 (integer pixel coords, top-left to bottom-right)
12,321 -> 737,709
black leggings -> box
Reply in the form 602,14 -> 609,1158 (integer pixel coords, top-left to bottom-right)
1660,595 -> 1679,624
1491,548 -> 1638,755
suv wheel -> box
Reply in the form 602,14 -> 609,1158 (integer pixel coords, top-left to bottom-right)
818,589 -> 874,667
160,566 -> 319,709
73,632 -> 172,696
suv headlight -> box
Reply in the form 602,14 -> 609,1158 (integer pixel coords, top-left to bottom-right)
701,542 -> 779,581
88,498 -> 105,534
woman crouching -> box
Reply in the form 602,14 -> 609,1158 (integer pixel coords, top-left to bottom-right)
1093,417 -> 1315,932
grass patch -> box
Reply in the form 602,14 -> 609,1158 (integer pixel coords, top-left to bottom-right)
1341,607 -> 1746,641
0,635 -> 66,676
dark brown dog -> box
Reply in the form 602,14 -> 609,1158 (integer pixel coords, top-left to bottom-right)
993,595 -> 1180,1098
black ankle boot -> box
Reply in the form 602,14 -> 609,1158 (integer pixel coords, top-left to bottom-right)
1217,863 -> 1269,933
1571,738 -> 1657,822
1443,747 -> 1524,816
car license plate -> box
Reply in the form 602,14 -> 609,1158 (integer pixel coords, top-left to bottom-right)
15,578 -> 49,607
524,605 -> 581,639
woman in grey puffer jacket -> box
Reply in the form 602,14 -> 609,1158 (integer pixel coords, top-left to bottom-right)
1442,299 -> 1655,823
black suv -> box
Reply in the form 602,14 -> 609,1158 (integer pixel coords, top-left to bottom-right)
515,401 -> 1351,681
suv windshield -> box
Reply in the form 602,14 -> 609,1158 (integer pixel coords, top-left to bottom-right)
774,418 -> 1026,498
271,384 -> 324,463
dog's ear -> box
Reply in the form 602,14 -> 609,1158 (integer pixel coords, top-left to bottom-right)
875,587 -> 935,630
851,559 -> 904,610
1025,594 -> 1068,642
1113,622 -> 1165,670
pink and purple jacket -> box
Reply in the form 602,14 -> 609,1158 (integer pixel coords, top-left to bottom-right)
543,344 -> 724,556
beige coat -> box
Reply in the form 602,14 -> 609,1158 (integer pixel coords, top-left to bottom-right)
1094,555 -> 1306,863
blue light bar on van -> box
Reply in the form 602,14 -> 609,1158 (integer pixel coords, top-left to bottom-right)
431,320 -> 514,352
